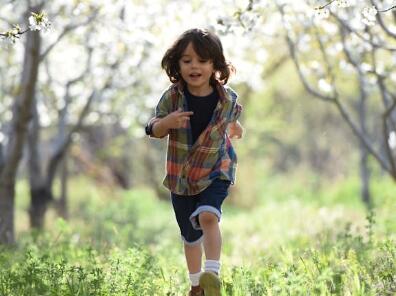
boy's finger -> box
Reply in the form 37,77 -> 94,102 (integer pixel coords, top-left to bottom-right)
179,111 -> 194,116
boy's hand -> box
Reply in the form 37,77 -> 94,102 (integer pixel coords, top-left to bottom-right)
163,108 -> 194,129
228,121 -> 244,139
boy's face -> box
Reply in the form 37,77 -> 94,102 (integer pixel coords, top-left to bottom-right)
178,42 -> 214,95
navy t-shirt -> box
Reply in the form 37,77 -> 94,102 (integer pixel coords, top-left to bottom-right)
185,87 -> 219,144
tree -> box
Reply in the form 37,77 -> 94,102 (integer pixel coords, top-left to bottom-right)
0,3 -> 46,244
219,0 -> 396,206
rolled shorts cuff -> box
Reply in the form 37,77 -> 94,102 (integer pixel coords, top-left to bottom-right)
189,206 -> 222,230
181,234 -> 204,246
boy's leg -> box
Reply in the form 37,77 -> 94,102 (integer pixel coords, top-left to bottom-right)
171,193 -> 204,293
198,213 -> 222,296
190,179 -> 231,296
185,243 -> 204,295
189,179 -> 230,271
184,242 -> 203,273
198,212 -> 221,261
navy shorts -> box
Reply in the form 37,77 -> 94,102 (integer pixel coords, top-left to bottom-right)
171,178 -> 231,245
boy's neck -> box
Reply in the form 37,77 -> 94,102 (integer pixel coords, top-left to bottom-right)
186,84 -> 213,97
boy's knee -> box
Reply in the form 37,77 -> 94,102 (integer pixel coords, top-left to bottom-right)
198,212 -> 218,227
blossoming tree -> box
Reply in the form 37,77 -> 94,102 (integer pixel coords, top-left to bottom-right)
218,0 -> 395,206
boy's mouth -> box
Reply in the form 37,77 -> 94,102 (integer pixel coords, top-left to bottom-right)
189,73 -> 201,78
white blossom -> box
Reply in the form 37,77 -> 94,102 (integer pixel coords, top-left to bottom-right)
1,34 -> 17,44
361,6 -> 377,26
390,72 -> 396,83
29,11 -> 51,32
310,61 -> 325,76
0,24 -> 22,44
335,0 -> 351,8
314,8 -> 330,20
389,131 -> 396,150
240,12 -> 260,30
360,63 -> 372,73
318,79 -> 333,93
322,21 -> 338,34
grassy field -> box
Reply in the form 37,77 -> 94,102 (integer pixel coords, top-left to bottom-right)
0,175 -> 395,295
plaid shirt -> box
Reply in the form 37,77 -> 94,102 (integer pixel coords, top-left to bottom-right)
148,81 -> 242,195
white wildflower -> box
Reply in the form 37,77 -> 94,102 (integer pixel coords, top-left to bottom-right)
318,79 -> 333,93
362,6 -> 377,26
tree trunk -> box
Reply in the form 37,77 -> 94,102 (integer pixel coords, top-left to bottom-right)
57,154 -> 69,219
0,143 -> 4,173
27,98 -> 52,229
0,184 -> 15,245
359,143 -> 371,207
358,78 -> 372,208
0,13 -> 42,244
29,187 -> 52,228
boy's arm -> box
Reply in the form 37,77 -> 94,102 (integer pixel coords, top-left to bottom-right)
147,108 -> 194,139
150,117 -> 170,138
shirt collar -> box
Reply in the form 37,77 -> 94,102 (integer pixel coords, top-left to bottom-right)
174,80 -> 230,106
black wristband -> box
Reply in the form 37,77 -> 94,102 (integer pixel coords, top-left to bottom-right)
145,121 -> 154,136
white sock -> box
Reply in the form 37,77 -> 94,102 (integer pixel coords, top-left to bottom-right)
189,271 -> 202,287
204,260 -> 221,275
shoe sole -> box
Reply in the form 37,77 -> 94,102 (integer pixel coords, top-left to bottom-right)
199,272 -> 221,296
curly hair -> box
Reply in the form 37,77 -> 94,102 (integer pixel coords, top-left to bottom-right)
161,28 -> 235,85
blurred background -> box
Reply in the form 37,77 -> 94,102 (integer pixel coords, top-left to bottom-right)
0,0 -> 395,294
0,0 -> 396,295
1,0 -> 395,242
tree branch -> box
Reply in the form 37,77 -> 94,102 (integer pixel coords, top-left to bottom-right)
315,0 -> 337,10
277,4 -> 335,102
370,45 -> 396,132
278,2 -> 391,173
335,14 -> 392,172
47,89 -> 96,188
39,8 -> 99,61
312,22 -> 338,97
382,99 -> 396,179
333,13 -> 396,52
370,0 -> 396,39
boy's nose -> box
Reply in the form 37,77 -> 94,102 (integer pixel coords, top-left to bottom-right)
191,59 -> 199,68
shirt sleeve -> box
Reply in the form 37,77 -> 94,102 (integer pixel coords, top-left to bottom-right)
155,88 -> 172,118
146,88 -> 172,138
226,87 -> 242,122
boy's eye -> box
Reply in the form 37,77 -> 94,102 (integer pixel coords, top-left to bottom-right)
182,60 -> 191,63
199,59 -> 208,63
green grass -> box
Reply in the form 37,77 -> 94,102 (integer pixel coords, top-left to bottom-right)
2,176 -> 395,295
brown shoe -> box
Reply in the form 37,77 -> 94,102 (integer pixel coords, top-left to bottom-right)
188,285 -> 204,296
199,272 -> 221,296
